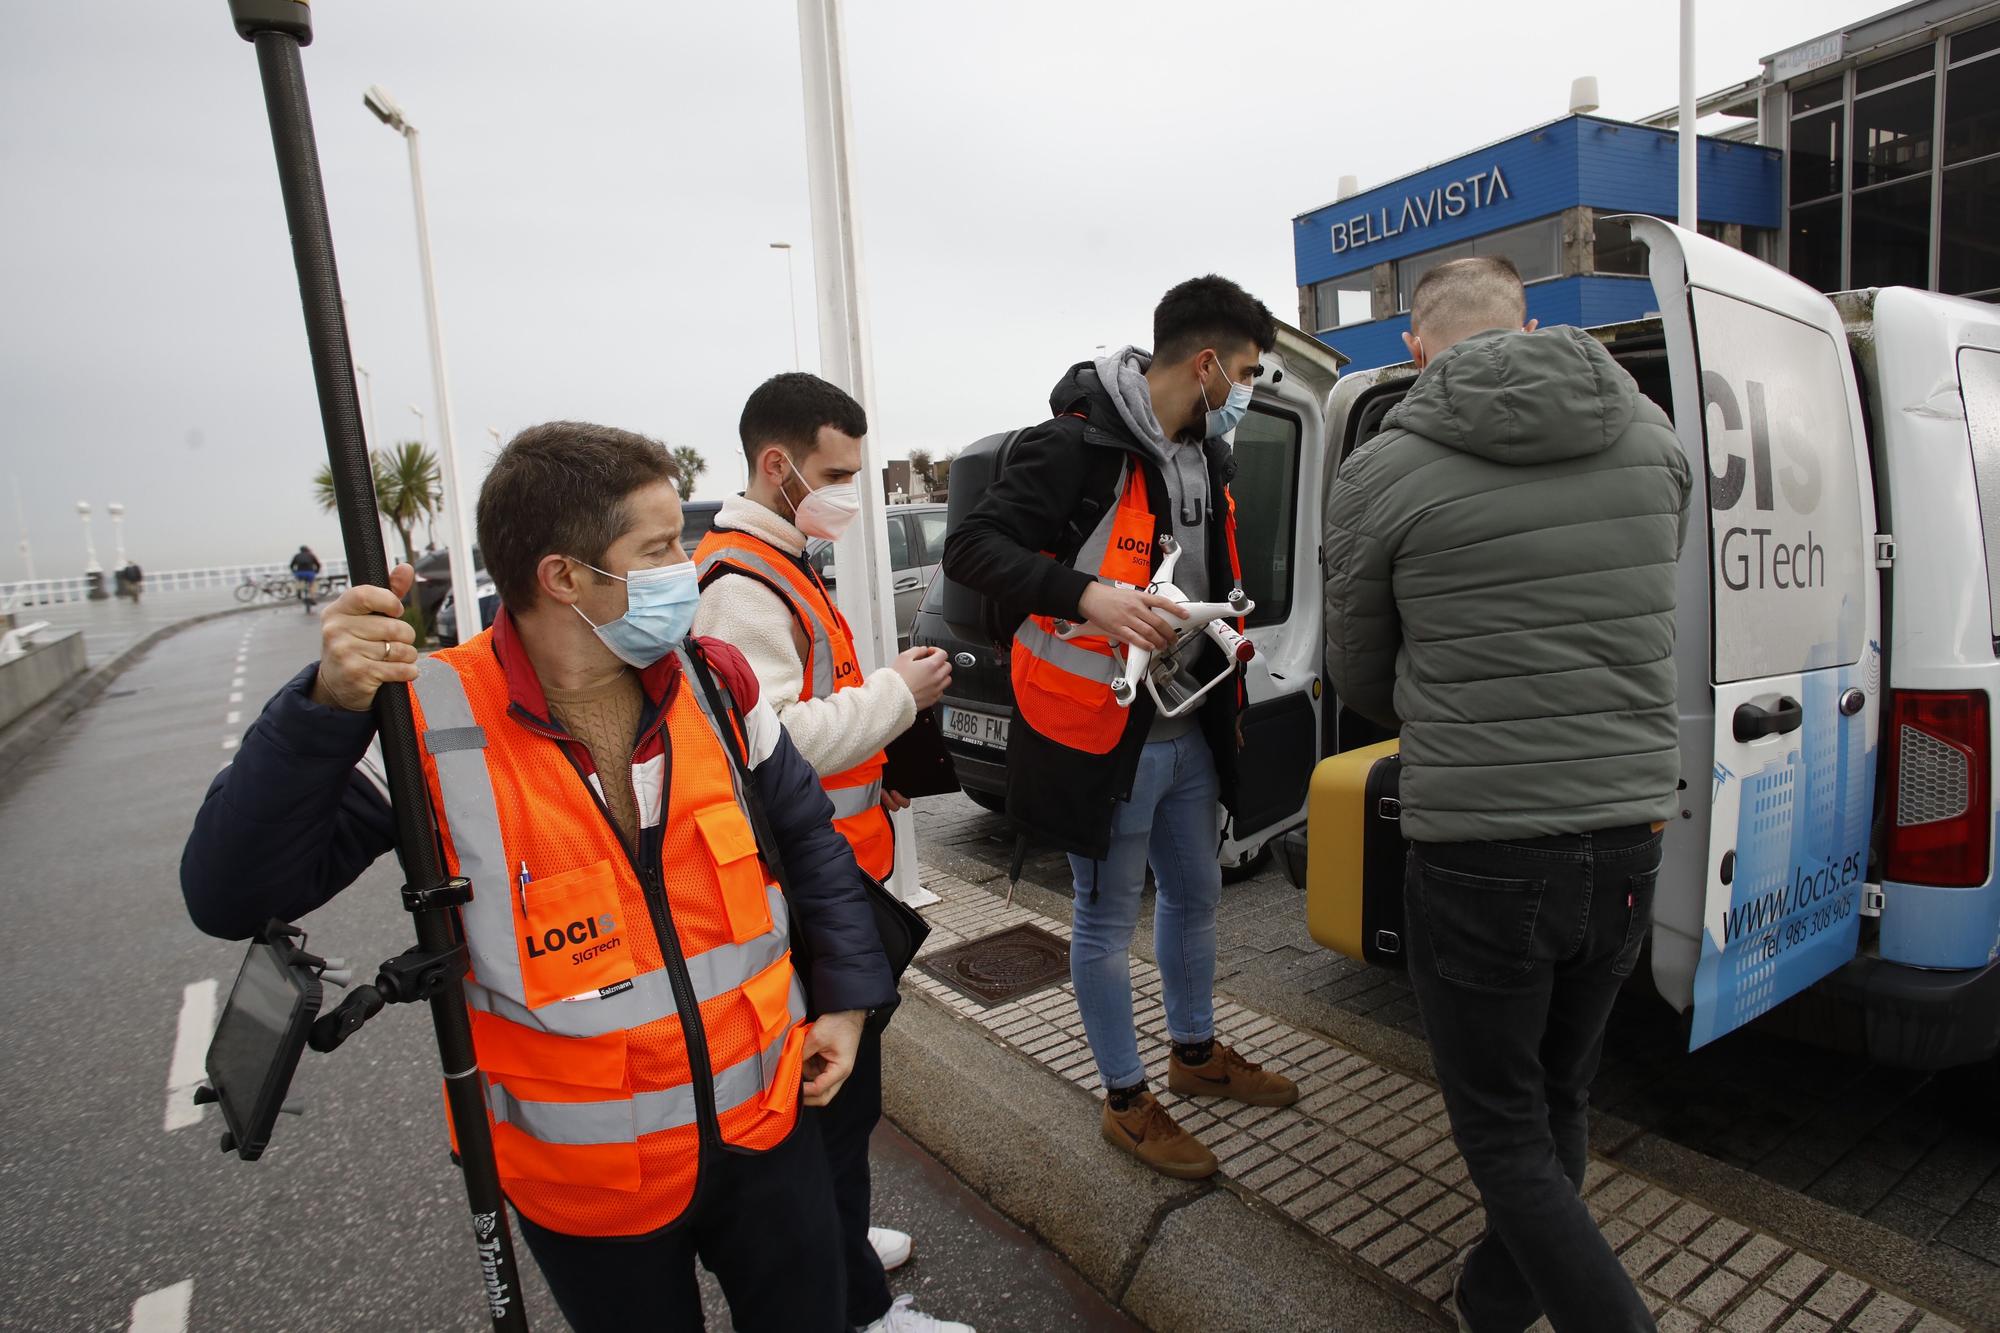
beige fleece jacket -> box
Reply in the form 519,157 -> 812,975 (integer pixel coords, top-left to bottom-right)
691,494 -> 916,778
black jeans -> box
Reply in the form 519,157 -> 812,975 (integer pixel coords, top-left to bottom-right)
1404,826 -> 1662,1333
814,1026 -> 893,1327
514,1119 -> 845,1333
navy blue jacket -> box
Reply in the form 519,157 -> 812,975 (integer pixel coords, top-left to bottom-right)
180,632 -> 898,1017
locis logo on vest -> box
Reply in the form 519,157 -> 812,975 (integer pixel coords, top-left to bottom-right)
523,913 -> 619,960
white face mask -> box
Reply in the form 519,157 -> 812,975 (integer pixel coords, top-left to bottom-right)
784,455 -> 861,541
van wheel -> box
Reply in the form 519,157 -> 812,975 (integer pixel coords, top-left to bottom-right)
1221,845 -> 1272,884
964,787 -> 1008,815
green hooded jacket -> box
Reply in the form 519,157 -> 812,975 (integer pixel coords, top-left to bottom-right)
1323,325 -> 1694,843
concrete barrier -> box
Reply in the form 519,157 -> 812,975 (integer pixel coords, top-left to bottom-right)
0,631 -> 87,731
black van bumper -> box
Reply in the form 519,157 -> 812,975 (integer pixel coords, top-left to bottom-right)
1818,952 -> 2000,1070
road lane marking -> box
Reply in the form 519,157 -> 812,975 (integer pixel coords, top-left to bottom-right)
225,711 -> 241,726
221,736 -> 238,752
228,691 -> 242,704
164,981 -> 217,1132
230,676 -> 244,688
129,1280 -> 193,1333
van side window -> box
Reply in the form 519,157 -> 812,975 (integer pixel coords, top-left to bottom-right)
1959,347 -> 2000,642
1231,407 -> 1301,630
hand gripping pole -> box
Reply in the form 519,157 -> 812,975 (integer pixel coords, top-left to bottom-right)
222,3 -> 528,1327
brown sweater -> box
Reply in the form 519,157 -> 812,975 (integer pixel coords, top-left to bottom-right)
544,668 -> 646,850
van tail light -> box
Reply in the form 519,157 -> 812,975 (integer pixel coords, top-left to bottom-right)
1882,690 -> 1991,887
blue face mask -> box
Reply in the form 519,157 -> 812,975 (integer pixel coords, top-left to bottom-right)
1201,354 -> 1255,439
570,559 -> 699,668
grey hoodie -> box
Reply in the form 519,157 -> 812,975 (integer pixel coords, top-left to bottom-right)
1095,346 -> 1217,740
1323,326 -> 1694,842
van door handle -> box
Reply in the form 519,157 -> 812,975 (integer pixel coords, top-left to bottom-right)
894,577 -> 919,591
1733,697 -> 1803,743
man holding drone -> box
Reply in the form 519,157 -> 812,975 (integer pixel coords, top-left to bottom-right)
942,275 -> 1299,1180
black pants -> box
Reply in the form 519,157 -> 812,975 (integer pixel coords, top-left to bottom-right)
1404,826 -> 1662,1333
814,1025 -> 892,1327
514,1119 -> 845,1333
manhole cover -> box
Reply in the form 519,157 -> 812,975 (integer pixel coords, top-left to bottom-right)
918,922 -> 1070,1006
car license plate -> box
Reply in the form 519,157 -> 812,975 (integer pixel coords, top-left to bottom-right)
941,706 -> 1009,749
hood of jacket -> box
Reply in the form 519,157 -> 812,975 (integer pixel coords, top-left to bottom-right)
1382,325 -> 1640,466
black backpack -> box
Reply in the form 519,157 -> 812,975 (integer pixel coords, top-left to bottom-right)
938,429 -> 1025,645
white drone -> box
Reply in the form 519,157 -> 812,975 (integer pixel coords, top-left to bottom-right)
1056,535 -> 1255,719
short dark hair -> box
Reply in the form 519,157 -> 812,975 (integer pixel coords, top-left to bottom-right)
1409,256 -> 1525,337
1152,274 -> 1278,366
738,372 -> 867,464
476,421 -> 677,610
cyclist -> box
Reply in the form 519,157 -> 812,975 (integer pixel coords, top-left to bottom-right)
290,544 -> 322,611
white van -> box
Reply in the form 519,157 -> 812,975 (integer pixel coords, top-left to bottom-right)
1291,218 -> 2000,1071
921,219 -> 1999,1073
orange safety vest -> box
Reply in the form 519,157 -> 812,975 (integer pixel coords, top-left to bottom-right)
409,636 -> 808,1239
694,528 -> 895,879
1010,463 -> 1158,756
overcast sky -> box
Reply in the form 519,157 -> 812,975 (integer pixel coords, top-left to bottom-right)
0,0 -> 1882,576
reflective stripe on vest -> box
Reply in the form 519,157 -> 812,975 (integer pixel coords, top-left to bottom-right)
695,529 -> 893,878
486,1014 -> 800,1145
1011,462 -> 1155,755
694,545 -> 838,699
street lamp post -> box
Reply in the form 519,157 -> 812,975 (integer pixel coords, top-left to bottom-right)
408,402 -> 426,446
365,83 -> 481,630
10,476 -> 33,587
486,425 -> 502,450
107,502 -> 127,567
769,241 -> 802,372
76,500 -> 106,599
355,361 -> 378,451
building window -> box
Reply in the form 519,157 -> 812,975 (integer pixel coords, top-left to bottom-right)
1310,271 -> 1374,331
1790,198 -> 1844,292
1852,69 -> 1934,187
1943,20 -> 2000,299
1394,215 -> 1560,312
1852,177 -> 1934,288
1789,79 -> 1846,204
1591,215 -> 1766,276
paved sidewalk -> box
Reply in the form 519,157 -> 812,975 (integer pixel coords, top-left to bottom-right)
905,863 -> 1970,1333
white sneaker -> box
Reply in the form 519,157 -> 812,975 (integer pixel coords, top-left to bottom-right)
860,1294 -> 975,1333
867,1225 -> 913,1271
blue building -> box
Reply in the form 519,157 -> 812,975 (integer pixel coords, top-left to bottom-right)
1293,116 -> 1783,370
1293,0 -> 2000,371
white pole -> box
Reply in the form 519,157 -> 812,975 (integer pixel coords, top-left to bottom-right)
401,123 -> 481,616
1679,0 -> 1698,230
795,0 -> 928,906
773,242 -> 802,371
76,502 -> 100,573
108,502 -> 127,567
12,476 -> 33,584
355,362 -> 377,453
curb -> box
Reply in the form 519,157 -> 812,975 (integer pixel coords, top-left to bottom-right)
0,602 -> 267,787
880,989 -> 1440,1332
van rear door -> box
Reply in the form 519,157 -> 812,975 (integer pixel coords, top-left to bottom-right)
1221,325 -> 1345,854
1629,217 -> 1882,1051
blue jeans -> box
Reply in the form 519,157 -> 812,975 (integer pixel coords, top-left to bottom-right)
1066,733 -> 1222,1090
1405,826 -> 1663,1333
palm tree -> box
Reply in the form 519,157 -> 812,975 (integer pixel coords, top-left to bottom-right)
670,445 -> 709,499
311,440 -> 440,565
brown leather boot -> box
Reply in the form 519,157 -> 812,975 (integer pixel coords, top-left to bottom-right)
1101,1091 -> 1218,1180
1167,1040 -> 1300,1107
